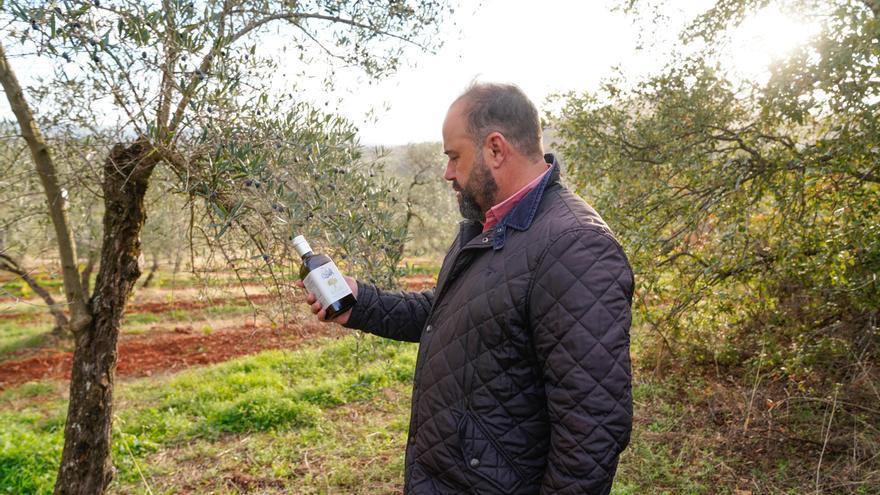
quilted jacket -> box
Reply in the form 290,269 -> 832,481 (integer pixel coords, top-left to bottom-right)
345,154 -> 634,494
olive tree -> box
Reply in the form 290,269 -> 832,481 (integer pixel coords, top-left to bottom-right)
0,0 -> 451,492
393,142 -> 458,259
555,0 -> 879,371
553,4 -> 878,490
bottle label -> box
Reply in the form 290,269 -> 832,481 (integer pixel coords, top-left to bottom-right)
303,261 -> 353,309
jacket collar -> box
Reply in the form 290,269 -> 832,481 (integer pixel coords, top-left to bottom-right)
458,153 -> 561,251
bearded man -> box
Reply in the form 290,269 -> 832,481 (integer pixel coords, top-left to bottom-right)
302,82 -> 635,494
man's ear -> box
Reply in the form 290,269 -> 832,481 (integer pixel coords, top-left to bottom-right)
484,132 -> 508,169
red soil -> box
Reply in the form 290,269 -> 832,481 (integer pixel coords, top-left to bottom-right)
0,274 -> 435,390
126,293 -> 274,314
402,274 -> 435,291
0,294 -> 275,322
1,275 -> 435,321
0,321 -> 339,390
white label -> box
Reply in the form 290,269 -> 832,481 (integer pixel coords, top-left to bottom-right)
303,261 -> 353,308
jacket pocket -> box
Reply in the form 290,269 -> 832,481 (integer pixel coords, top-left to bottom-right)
456,409 -> 523,493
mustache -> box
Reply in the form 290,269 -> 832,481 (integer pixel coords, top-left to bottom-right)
452,181 -> 462,192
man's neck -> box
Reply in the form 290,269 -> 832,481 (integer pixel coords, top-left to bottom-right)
493,159 -> 550,206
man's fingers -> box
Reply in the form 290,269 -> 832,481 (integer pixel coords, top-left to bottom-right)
295,280 -> 305,288
297,280 -> 336,323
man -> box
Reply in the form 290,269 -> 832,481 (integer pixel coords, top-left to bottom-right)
303,83 -> 634,494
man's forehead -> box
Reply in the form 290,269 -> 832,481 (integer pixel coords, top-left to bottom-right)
443,102 -> 468,141
446,98 -> 468,121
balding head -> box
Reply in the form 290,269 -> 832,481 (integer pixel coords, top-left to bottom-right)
453,82 -> 544,160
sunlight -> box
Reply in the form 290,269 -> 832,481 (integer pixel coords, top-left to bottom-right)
726,6 -> 822,80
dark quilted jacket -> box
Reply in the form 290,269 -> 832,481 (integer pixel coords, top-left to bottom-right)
345,155 -> 634,494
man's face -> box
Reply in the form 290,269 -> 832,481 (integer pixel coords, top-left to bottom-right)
442,101 -> 498,222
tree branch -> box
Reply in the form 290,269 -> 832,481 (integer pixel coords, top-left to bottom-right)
169,8 -> 426,134
0,252 -> 69,334
851,169 -> 880,184
157,0 -> 181,137
293,12 -> 430,50
0,41 -> 90,333
168,0 -> 233,134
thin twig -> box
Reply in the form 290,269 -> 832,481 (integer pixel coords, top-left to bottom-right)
780,396 -> 880,416
113,418 -> 154,495
743,342 -> 764,432
816,387 -> 839,494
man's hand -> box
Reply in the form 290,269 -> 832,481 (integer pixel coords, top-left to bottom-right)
295,275 -> 358,325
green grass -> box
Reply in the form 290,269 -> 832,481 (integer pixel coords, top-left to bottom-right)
608,376 -> 724,495
122,301 -> 258,329
0,320 -> 53,356
147,273 -> 270,290
0,410 -> 65,494
0,270 -> 271,299
3,321 -> 874,493
114,383 -> 412,494
0,300 -> 263,357
399,263 -> 441,276
0,382 -> 56,402
113,335 -> 414,442
0,279 -> 64,299
612,440 -> 721,495
3,270 -> 277,295
2,344 -> 725,495
0,334 -> 417,494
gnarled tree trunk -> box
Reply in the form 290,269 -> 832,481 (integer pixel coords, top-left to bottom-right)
54,141 -> 158,495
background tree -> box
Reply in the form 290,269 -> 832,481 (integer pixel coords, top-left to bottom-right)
557,0 -> 878,371
138,178 -> 191,290
554,2 -> 878,488
377,142 -> 458,261
0,0 -> 451,492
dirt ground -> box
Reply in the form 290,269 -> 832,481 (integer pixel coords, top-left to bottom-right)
0,274 -> 436,391
0,293 -> 274,322
0,321 -> 345,390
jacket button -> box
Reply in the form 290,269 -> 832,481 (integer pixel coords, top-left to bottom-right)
482,237 -> 489,243
425,325 -> 432,333
469,458 -> 480,468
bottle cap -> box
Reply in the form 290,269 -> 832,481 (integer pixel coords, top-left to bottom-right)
292,235 -> 312,256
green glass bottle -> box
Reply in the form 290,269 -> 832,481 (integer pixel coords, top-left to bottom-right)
293,235 -> 356,320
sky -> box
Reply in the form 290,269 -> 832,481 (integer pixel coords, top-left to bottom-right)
304,0 -> 819,145
329,0 -> 684,145
1,0 -> 820,146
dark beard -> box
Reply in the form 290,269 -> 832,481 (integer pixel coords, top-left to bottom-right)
454,153 -> 498,222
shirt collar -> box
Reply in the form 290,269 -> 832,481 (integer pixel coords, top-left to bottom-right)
482,163 -> 550,233
458,153 -> 561,251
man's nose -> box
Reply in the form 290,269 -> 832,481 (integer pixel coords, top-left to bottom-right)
444,162 -> 455,182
